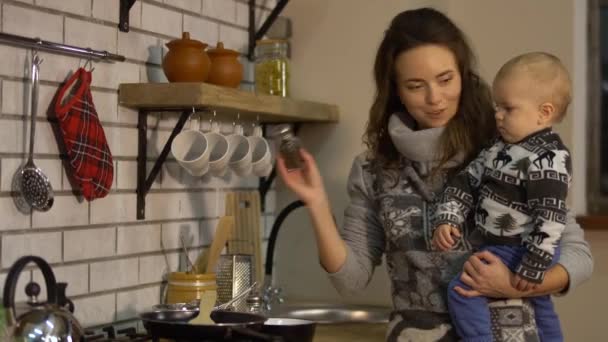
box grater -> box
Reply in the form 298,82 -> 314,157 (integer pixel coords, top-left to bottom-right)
216,254 -> 254,312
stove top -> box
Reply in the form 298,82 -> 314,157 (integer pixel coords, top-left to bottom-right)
83,326 -> 152,341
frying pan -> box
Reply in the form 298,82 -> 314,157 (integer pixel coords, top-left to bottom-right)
140,309 -> 283,341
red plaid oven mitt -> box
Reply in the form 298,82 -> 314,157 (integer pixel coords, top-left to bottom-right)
54,68 -> 113,200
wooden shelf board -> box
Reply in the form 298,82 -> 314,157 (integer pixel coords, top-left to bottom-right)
118,83 -> 339,123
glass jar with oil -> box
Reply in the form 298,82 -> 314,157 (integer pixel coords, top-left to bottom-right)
254,39 -> 289,97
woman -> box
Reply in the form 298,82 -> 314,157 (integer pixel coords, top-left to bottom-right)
276,7 -> 593,341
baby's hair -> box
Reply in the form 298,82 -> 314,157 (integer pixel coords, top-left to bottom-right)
495,52 -> 572,121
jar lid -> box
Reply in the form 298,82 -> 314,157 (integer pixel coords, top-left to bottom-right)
166,32 -> 208,49
256,39 -> 288,45
207,42 -> 240,56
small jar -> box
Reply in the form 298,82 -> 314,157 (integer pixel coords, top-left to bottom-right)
271,124 -> 302,171
255,39 -> 289,97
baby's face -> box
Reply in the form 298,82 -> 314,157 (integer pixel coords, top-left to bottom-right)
492,75 -> 550,143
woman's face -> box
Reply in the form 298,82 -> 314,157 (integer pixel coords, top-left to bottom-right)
394,44 -> 462,129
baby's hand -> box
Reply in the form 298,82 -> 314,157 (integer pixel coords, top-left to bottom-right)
432,224 -> 461,251
512,275 -> 538,292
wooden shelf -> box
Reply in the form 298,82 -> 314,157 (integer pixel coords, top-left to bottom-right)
118,82 -> 339,220
118,82 -> 340,123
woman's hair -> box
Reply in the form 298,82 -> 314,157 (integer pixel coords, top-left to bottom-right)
363,7 -> 497,174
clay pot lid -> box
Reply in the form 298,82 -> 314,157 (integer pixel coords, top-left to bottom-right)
166,32 -> 208,49
207,42 -> 240,56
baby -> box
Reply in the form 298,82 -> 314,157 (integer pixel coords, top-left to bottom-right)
432,52 -> 572,342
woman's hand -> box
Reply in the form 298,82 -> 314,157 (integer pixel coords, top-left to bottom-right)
454,250 -> 531,299
276,148 -> 328,208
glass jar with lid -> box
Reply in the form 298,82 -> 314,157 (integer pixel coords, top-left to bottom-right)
254,39 -> 289,97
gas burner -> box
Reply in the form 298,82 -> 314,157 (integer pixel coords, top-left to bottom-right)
83,325 -> 152,342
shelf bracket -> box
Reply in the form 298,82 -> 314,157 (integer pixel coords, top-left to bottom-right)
248,0 -> 290,60
119,0 -> 137,32
137,109 -> 191,220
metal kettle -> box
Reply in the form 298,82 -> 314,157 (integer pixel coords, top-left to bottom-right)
3,255 -> 84,342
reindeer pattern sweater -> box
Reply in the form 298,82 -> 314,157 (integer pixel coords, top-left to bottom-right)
434,128 -> 571,283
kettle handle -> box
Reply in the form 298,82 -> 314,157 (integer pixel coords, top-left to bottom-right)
2,256 -> 58,318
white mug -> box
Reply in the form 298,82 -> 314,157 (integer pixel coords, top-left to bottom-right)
171,116 -> 210,176
227,123 -> 252,176
205,121 -> 231,177
248,125 -> 273,177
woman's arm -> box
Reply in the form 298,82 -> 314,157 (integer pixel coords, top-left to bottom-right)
276,150 -> 347,272
454,212 -> 593,298
277,150 -> 385,294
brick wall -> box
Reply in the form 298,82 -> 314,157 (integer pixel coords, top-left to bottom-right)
0,0 -> 279,328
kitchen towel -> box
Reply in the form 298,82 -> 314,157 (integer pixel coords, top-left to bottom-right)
54,68 -> 113,200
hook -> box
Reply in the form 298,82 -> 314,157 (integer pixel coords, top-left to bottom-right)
83,58 -> 95,72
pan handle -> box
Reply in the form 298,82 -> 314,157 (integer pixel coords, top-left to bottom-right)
230,326 -> 283,342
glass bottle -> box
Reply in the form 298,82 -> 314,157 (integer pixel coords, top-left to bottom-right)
271,124 -> 302,171
254,39 -> 289,97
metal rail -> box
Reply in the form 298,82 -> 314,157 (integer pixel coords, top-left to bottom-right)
0,32 -> 125,62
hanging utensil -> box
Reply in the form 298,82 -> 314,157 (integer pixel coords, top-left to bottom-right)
20,51 -> 54,211
180,233 -> 197,274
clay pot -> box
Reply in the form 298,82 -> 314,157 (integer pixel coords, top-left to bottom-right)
162,32 -> 211,82
206,42 -> 243,88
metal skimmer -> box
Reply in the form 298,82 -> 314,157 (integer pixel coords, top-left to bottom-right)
20,51 -> 54,211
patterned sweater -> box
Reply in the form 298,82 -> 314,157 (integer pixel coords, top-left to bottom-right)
434,128 -> 571,283
326,114 -> 592,341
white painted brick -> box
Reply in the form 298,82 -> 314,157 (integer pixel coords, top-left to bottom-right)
36,0 -> 91,16
12,0 -> 34,3
93,0 -> 142,28
92,0 -> 119,23
38,53 -> 78,84
64,227 -> 116,262
235,1 -> 248,28
264,189 -> 275,214
33,263 -> 89,297
116,285 -> 161,320
91,60 -> 140,90
0,45 -> 27,79
0,197 -> 30,231
141,2 -> 182,38
2,232 -> 62,268
34,121 -> 60,155
203,0 -> 236,23
117,161 -> 160,190
32,195 -> 88,228
65,18 -> 118,55
2,5 -> 63,43
183,15 -> 218,46
161,161 -> 205,189
118,31 -> 162,64
2,80 -> 25,115
90,193 -> 137,224
0,270 -> 33,303
117,224 -> 161,255
264,214 -> 274,239
1,158 -> 20,192
164,0 -> 202,13
219,25 -> 248,54
147,191 -> 216,220
140,64 -> 168,83
0,119 -> 24,154
139,252 -> 178,284
91,90 -> 119,123
117,105 -> 138,125
73,293 -> 115,326
105,126 -> 138,157
147,128 -> 170,158
90,257 -> 139,292
161,220 -> 202,251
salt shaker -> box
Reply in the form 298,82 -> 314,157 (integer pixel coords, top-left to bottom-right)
272,124 -> 302,171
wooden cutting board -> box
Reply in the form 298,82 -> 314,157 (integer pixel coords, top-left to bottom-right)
224,191 -> 263,283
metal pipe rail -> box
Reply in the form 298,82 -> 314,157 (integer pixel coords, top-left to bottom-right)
0,32 -> 125,62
